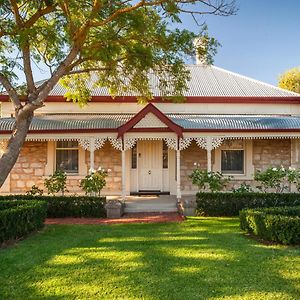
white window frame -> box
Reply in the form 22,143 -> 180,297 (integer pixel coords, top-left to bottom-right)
45,141 -> 87,176
55,141 -> 80,174
213,140 -> 254,179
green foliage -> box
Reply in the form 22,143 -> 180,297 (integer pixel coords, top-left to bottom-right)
286,168 -> 300,192
196,192 -> 300,216
80,168 -> 108,196
240,206 -> 300,244
0,200 -> 47,244
278,67 -> 300,94
26,184 -> 44,196
44,170 -> 67,195
190,169 -> 230,192
254,167 -> 289,192
232,182 -> 254,193
0,195 -> 106,218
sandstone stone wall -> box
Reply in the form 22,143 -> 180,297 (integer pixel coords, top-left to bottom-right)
253,139 -> 291,171
10,141 -> 47,193
180,141 -> 208,192
86,142 -> 122,193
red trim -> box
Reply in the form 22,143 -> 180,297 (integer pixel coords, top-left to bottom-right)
183,128 -> 300,132
2,128 -> 300,135
117,103 -> 183,138
1,95 -> 300,104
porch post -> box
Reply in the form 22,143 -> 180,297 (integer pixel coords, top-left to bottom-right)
206,137 -> 212,172
121,149 -> 126,200
89,138 -> 95,172
176,149 -> 181,200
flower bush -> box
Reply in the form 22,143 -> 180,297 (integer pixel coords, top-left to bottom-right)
80,167 -> 109,196
254,167 -> 288,192
232,182 -> 254,193
190,168 -> 230,192
44,170 -> 68,195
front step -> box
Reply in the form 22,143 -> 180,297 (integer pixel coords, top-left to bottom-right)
124,195 -> 178,213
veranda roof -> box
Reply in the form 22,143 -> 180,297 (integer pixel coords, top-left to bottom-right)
2,114 -> 300,132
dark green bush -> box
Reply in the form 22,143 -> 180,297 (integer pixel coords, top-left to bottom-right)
196,192 -> 300,216
0,200 -> 47,244
239,206 -> 300,245
0,195 -> 106,218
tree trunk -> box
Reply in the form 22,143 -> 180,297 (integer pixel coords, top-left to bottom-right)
0,110 -> 34,187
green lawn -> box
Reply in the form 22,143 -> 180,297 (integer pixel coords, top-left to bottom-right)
0,218 -> 299,300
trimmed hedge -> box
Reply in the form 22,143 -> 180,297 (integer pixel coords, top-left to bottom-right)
0,200 -> 47,244
239,206 -> 300,245
196,192 -> 300,216
0,195 -> 106,218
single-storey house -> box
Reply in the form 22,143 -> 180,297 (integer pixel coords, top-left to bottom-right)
1,64 -> 300,199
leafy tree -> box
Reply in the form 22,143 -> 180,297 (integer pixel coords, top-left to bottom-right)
0,0 -> 236,187
278,67 -> 300,94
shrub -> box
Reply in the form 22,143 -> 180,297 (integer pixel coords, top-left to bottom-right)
232,182 -> 254,193
190,169 -> 230,192
239,206 -> 300,244
80,168 -> 108,196
0,195 -> 106,218
196,192 -> 300,216
44,170 -> 67,195
0,200 -> 47,245
26,185 -> 44,196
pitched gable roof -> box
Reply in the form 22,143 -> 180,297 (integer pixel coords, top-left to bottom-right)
117,103 -> 183,138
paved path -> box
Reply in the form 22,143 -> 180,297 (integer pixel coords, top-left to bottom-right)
45,212 -> 184,225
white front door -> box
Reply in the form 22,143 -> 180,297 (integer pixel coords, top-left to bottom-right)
138,140 -> 162,191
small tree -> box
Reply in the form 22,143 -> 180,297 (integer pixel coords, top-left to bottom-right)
80,168 -> 108,197
278,67 -> 300,94
44,170 -> 67,195
190,169 -> 230,192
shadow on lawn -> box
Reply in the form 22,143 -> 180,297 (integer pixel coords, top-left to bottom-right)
0,218 -> 299,299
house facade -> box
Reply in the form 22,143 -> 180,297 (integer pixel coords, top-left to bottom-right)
1,64 -> 300,198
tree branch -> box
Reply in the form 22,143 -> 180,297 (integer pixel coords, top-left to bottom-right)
0,73 -> 22,109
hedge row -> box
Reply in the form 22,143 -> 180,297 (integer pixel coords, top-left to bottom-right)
0,200 -> 47,244
0,195 -> 106,218
196,192 -> 300,216
239,206 -> 300,245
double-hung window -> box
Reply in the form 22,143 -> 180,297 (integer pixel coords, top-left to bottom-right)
56,141 -> 79,174
221,140 -> 244,174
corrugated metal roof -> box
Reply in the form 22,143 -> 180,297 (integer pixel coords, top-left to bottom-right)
45,64 -> 299,98
2,114 -> 300,131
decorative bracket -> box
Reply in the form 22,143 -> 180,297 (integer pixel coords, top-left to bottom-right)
195,137 -> 224,150
109,138 -> 123,151
179,137 -> 193,150
78,138 -> 107,151
164,138 -> 178,150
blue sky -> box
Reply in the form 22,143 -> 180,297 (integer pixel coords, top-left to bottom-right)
181,0 -> 300,85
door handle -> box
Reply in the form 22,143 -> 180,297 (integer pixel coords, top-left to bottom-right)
148,170 -> 151,175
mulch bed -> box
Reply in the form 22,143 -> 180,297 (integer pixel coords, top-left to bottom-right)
45,212 -> 185,225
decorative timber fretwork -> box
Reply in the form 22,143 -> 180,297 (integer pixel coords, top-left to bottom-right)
179,137 -> 193,150
109,138 -> 123,151
78,138 -> 107,151
195,137 -> 224,150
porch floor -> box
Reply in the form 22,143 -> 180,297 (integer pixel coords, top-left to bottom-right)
122,195 -> 178,213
